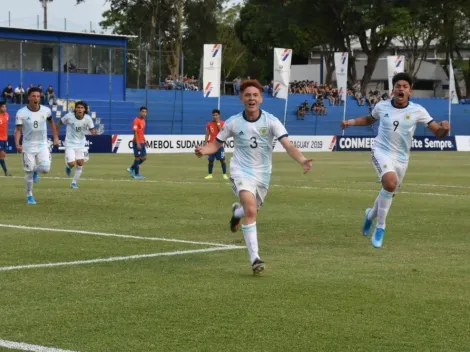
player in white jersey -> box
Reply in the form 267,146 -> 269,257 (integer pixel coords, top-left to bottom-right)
15,87 -> 59,205
195,79 -> 313,274
341,73 -> 450,248
56,101 -> 97,189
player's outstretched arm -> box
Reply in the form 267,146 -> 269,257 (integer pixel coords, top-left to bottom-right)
279,137 -> 312,174
195,140 -> 223,158
48,118 -> 59,146
428,120 -> 450,137
56,120 -> 63,133
341,116 -> 376,130
14,125 -> 23,153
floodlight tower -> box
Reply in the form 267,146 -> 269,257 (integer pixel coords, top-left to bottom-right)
39,0 -> 53,29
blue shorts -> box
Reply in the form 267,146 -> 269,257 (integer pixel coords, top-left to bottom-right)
0,141 -> 7,152
133,143 -> 147,157
208,147 -> 225,162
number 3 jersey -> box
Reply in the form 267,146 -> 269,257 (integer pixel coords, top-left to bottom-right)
371,100 -> 433,162
15,105 -> 52,153
61,113 -> 95,149
216,110 -> 288,187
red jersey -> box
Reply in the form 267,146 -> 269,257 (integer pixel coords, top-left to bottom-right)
206,120 -> 225,143
0,112 -> 9,141
133,117 -> 146,143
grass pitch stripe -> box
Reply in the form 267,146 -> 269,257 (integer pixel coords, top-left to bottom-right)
0,224 -> 236,248
0,339 -> 78,352
0,246 -> 244,272
2,175 -> 470,197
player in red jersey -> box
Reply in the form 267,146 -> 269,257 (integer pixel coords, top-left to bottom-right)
204,109 -> 228,179
127,107 -> 147,179
0,101 -> 11,176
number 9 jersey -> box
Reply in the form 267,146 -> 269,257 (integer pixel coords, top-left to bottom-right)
371,100 -> 433,162
15,105 -> 52,153
215,110 -> 288,187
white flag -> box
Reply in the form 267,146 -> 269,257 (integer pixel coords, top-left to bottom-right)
273,48 -> 293,99
334,52 -> 348,101
449,59 -> 459,104
203,44 -> 222,98
387,56 -> 405,94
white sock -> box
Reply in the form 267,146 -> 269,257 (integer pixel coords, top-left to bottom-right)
242,222 -> 259,264
73,166 -> 83,184
367,197 -> 379,220
25,172 -> 34,197
234,206 -> 244,218
376,188 -> 394,229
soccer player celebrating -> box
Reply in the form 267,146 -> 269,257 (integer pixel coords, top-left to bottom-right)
204,109 -> 228,180
195,80 -> 313,274
56,101 -> 97,189
127,107 -> 147,180
0,101 -> 12,176
15,88 -> 59,204
341,72 -> 450,248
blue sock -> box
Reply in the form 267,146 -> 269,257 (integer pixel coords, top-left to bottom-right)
0,159 -> 7,174
208,162 -> 214,174
133,160 -> 140,175
221,162 -> 227,174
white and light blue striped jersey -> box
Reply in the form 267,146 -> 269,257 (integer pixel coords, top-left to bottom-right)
372,100 -> 433,162
61,113 -> 95,148
15,105 -> 52,153
216,110 -> 288,187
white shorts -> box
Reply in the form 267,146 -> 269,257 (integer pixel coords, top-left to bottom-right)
22,149 -> 51,172
65,148 -> 89,164
229,176 -> 268,209
371,149 -> 408,184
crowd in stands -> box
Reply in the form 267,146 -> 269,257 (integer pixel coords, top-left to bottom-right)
2,83 -> 57,105
161,75 -> 199,90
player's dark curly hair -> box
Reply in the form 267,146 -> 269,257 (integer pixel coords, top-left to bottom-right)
392,72 -> 413,87
74,101 -> 89,113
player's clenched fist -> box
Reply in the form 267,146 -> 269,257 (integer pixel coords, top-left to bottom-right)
195,144 -> 204,158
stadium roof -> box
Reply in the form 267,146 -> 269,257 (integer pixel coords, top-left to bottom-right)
0,26 -> 137,39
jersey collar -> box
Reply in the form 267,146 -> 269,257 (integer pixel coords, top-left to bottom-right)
391,98 -> 409,109
26,104 -> 41,112
242,109 -> 262,123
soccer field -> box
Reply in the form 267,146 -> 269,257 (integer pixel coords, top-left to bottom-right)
0,152 -> 469,352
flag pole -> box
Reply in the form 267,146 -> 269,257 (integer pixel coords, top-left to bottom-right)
448,58 -> 452,136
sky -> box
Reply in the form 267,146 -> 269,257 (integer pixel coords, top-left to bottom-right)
1,0 -> 242,34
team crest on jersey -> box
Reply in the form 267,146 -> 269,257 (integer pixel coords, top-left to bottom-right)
405,114 -> 411,120
383,164 -> 388,169
259,127 -> 267,136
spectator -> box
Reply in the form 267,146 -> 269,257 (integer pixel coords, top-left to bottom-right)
14,85 -> 25,104
2,84 -> 14,103
45,85 -> 57,105
296,105 -> 305,120
37,84 -> 45,104
27,83 -> 34,94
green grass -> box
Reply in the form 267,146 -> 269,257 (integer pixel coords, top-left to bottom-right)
0,152 -> 469,352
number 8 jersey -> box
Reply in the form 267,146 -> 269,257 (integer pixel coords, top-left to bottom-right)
371,100 -> 433,162
216,110 -> 288,187
61,113 -> 95,149
15,105 -> 52,153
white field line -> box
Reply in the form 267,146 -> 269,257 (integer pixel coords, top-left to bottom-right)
1,175 -> 470,198
0,224 -> 235,248
0,246 -> 244,272
0,339 -> 78,352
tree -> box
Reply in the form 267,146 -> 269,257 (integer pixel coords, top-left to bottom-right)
215,4 -> 248,80
78,0 -> 224,86
396,0 -> 440,81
